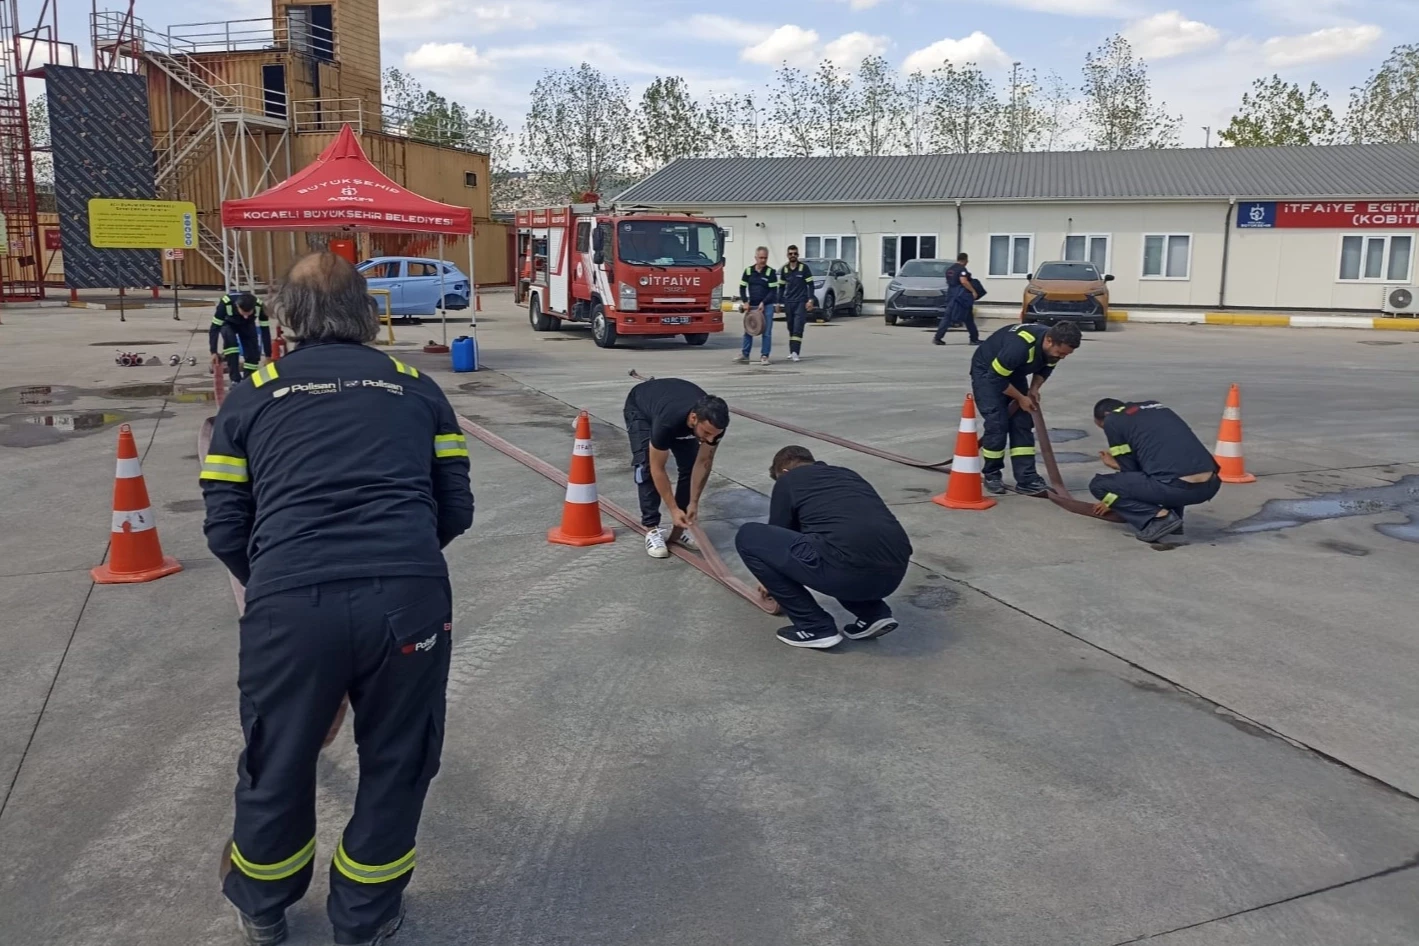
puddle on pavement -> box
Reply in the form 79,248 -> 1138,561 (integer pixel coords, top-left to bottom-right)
0,410 -> 131,447
906,585 -> 960,611
703,487 -> 770,521
1047,428 -> 1087,443
106,382 -> 175,398
1226,475 -> 1419,543
88,339 -> 168,346
1054,451 -> 1092,464
1357,340 -> 1403,346
1,384 -> 80,408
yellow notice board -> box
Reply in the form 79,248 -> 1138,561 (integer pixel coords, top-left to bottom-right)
88,199 -> 198,249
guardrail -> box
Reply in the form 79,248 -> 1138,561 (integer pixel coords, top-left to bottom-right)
292,98 -> 363,134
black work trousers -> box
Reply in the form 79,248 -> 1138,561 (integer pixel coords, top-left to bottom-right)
971,374 -> 1037,480
782,299 -> 811,355
625,402 -> 699,528
219,320 -> 261,384
735,522 -> 907,634
1089,471 -> 1221,531
933,294 -> 979,343
224,576 -> 451,942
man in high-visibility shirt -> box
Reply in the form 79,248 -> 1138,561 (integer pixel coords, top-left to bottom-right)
209,291 -> 272,384
777,244 -> 816,362
969,321 -> 1081,496
735,246 -> 777,365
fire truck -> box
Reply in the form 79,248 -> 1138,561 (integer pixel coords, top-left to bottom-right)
515,203 -> 727,348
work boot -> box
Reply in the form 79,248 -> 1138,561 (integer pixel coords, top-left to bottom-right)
1136,511 -> 1184,543
219,838 -> 288,946
842,616 -> 899,641
775,625 -> 843,649
1015,475 -> 1050,496
334,902 -> 405,945
982,472 -> 1007,495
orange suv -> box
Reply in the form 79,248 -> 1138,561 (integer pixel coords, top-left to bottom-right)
1019,261 -> 1113,332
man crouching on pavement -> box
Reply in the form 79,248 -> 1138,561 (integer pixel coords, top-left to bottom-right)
623,376 -> 729,559
1089,397 -> 1221,542
735,446 -> 913,649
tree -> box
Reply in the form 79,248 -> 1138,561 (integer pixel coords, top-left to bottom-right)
806,60 -> 859,156
854,55 -> 902,155
1219,76 -> 1338,147
521,62 -> 632,198
1079,35 -> 1180,150
1037,71 -> 1080,151
927,62 -> 1003,154
705,92 -> 767,157
898,71 -> 932,155
1000,63 -> 1047,153
634,76 -> 713,173
380,68 -> 509,161
768,65 -> 816,157
1345,44 -> 1419,144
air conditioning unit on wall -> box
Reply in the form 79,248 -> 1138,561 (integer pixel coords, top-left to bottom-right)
1381,285 -> 1418,316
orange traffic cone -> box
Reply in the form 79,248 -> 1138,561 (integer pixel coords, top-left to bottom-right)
933,394 -> 997,510
1213,383 -> 1256,484
91,424 -> 183,583
548,412 -> 615,547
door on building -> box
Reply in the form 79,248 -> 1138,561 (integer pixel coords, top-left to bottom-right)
261,65 -> 287,120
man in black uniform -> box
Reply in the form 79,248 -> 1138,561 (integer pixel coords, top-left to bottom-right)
735,445 -> 913,650
932,252 -> 981,345
1089,397 -> 1221,542
777,244 -> 816,362
735,245 -> 777,365
202,254 -> 474,946
970,320 -> 1081,496
210,291 -> 273,384
623,377 -> 729,559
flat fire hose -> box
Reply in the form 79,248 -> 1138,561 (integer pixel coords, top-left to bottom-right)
1031,406 -> 1125,523
628,370 -> 953,472
456,414 -> 781,615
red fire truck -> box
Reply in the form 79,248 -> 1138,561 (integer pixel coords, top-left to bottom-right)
515,203 -> 727,348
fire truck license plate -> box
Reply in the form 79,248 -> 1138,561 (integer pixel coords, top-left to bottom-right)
660,316 -> 691,325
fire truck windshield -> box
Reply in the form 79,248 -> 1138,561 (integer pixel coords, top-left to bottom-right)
615,220 -> 722,267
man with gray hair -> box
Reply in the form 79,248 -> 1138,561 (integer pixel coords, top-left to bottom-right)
735,245 -> 777,365
202,252 -> 474,946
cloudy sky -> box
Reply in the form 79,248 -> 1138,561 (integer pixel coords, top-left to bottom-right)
58,0 -> 1418,147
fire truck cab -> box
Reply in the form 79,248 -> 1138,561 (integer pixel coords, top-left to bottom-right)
517,204 -> 727,348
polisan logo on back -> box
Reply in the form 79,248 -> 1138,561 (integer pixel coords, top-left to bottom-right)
401,623 -> 453,654
271,382 -> 339,397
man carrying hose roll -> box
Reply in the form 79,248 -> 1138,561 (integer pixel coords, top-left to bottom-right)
1088,397 -> 1220,542
201,253 -> 473,946
736,445 -> 912,650
970,321 -> 1081,496
623,376 -> 730,559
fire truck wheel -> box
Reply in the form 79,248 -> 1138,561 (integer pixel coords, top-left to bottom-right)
683,333 -> 709,346
591,303 -> 617,348
529,296 -> 554,332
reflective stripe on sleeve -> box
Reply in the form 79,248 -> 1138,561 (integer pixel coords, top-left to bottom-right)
991,358 -> 1012,377
1017,331 -> 1036,343
251,363 -> 280,387
332,841 -> 415,885
231,837 -> 316,882
390,357 -> 420,378
1109,444 -> 1132,456
201,455 -> 249,483
434,433 -> 469,458
1101,492 -> 1118,507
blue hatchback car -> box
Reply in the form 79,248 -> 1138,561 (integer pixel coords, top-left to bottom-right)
357,256 -> 471,315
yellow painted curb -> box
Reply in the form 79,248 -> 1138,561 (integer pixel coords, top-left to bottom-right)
1106,311 -> 1129,321
1373,318 -> 1419,331
1204,312 -> 1292,327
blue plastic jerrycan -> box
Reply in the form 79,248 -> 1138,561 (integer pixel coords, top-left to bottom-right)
451,335 -> 478,372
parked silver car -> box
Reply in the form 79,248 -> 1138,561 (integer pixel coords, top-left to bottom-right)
802,257 -> 864,320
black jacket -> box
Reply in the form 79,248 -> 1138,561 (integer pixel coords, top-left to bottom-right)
739,265 -> 778,306
209,295 -> 273,358
971,323 -> 1058,388
1102,401 -> 1219,479
769,462 -> 912,570
777,261 -> 815,306
200,341 -> 474,601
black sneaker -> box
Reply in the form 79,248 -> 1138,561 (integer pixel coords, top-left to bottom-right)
969,339 -> 982,345
983,472 -> 1007,495
1015,476 -> 1050,496
775,625 -> 843,649
1136,511 -> 1184,543
335,903 -> 406,945
931,339 -> 946,346
842,617 -> 899,640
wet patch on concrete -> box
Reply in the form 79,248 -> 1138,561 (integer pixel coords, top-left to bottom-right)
1054,452 -> 1093,464
1216,711 -> 1276,741
906,584 -> 960,611
1127,679 -> 1171,694
0,385 -> 80,408
1357,340 -> 1404,346
703,487 -> 771,521
1318,539 -> 1371,557
165,499 -> 206,513
1226,475 -> 1419,543
899,486 -> 933,496
106,382 -> 175,398
0,410 -> 133,447
88,339 -> 168,347
1047,428 -> 1088,443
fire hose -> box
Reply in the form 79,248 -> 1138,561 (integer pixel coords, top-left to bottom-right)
1031,406 -> 1125,523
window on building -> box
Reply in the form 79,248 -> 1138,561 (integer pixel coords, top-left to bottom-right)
880,234 -> 936,277
988,234 -> 1033,277
1338,234 -> 1412,282
464,171 -> 478,188
720,226 -> 734,243
805,234 -> 859,268
286,5 -> 335,62
1142,234 -> 1191,279
1064,234 -> 1109,272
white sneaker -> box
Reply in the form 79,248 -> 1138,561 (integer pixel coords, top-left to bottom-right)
645,528 -> 670,558
672,529 -> 699,552
789,352 -> 800,362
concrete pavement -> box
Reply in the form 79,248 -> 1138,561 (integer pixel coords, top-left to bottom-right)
1,295 -> 1416,944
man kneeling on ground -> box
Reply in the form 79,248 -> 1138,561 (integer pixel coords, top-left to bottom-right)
735,446 -> 913,650
623,376 -> 729,559
1089,397 -> 1221,543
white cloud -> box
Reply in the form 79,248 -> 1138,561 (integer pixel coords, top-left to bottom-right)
686,14 -> 764,41
902,32 -> 1010,73
983,0 -> 1134,16
741,25 -> 821,67
1261,25 -> 1383,67
1123,11 -> 1221,60
823,31 -> 890,68
404,42 -> 489,72
844,0 -> 886,8
383,1 -> 540,39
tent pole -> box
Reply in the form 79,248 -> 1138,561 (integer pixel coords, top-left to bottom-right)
467,232 -> 477,338
438,234 -> 447,347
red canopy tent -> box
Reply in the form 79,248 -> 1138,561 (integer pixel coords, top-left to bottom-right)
221,124 -> 475,345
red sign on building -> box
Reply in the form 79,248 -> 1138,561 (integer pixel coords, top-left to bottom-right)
1277,202 -> 1419,228
44,229 -> 62,250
